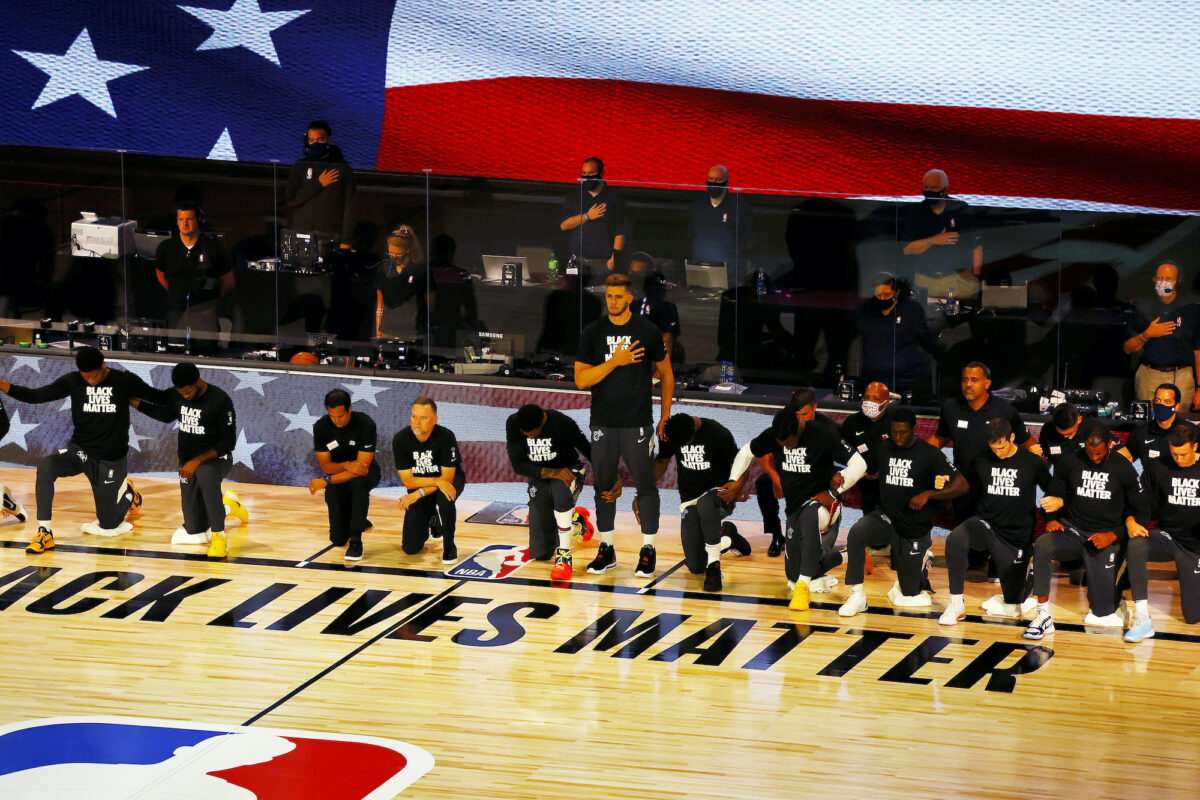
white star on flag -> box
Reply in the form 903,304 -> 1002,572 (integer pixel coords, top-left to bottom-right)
345,378 -> 388,407
208,128 -> 237,161
60,398 -> 72,412
13,28 -> 148,117
279,402 -> 322,433
7,355 -> 42,374
179,0 -> 311,67
1,410 -> 39,451
232,428 -> 266,470
111,360 -> 162,384
127,425 -> 152,453
231,370 -> 279,397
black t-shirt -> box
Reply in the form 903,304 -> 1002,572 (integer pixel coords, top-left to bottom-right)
375,261 -> 435,308
688,195 -> 754,265
971,448 -> 1051,547
853,296 -> 938,386
560,184 -> 630,260
900,198 -> 980,277
576,314 -> 668,427
1142,458 -> 1200,551
1048,451 -> 1147,536
393,424 -> 463,478
876,438 -> 958,537
8,369 -> 169,461
1039,423 -> 1121,470
1125,417 -> 1200,468
154,235 -> 230,313
935,394 -> 1030,477
657,418 -> 738,503
1127,296 -> 1200,368
637,295 -> 681,337
136,384 -> 236,465
286,150 -> 354,241
750,421 -> 854,513
313,411 -> 377,463
505,409 -> 591,480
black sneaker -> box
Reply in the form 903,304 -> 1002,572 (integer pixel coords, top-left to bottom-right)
345,539 -> 363,562
703,561 -> 723,592
586,542 -> 617,574
722,522 -> 752,556
441,542 -> 458,564
767,533 -> 785,558
634,544 -> 657,577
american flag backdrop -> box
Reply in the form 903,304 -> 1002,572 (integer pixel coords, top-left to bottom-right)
1,2 -> 1199,211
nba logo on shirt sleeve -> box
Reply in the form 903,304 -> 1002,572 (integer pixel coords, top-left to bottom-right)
0,717 -> 434,798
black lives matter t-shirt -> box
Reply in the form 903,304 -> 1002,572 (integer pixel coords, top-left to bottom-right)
935,394 -> 1030,476
576,314 -> 667,427
1141,458 -> 1200,551
8,369 -> 168,461
1124,418 -> 1200,468
1048,452 -> 1147,536
970,448 -> 1051,546
1039,423 -> 1121,470
877,439 -> 958,537
137,384 -> 237,464
657,418 -> 738,503
505,409 -> 591,480
750,422 -> 854,513
393,424 -> 464,478
313,411 -> 377,463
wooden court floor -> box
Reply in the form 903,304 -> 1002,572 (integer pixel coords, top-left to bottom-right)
2,467 -> 1199,798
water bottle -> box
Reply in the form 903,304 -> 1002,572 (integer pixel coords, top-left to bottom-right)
756,270 -> 767,296
547,252 -> 559,280
946,287 -> 958,316
720,361 -> 732,385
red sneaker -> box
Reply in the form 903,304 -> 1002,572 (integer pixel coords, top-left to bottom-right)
550,548 -> 573,581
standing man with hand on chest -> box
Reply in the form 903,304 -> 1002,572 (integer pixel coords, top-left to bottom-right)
1124,261 -> 1200,410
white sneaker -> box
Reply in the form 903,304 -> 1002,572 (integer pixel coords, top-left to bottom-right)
81,521 -> 134,537
938,596 -> 966,626
1083,611 -> 1124,628
887,582 -> 932,608
171,527 -> 211,545
838,591 -> 868,617
981,594 -> 1021,617
1024,608 -> 1054,640
1,485 -> 26,522
809,575 -> 839,593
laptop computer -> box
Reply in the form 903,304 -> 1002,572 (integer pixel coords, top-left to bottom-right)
133,230 -> 172,260
481,255 -> 526,286
684,260 -> 728,290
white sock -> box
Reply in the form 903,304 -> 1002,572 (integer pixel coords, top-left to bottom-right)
37,520 -> 52,529
600,530 -> 615,546
223,503 -> 231,516
719,535 -> 732,550
798,574 -> 813,588
557,528 -> 572,549
950,593 -> 964,605
554,509 -> 573,530
851,585 -> 865,597
642,533 -> 656,548
1135,599 -> 1150,616
705,543 -> 722,565
1038,601 -> 1050,612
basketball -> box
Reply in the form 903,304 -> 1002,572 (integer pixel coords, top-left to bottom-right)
289,351 -> 320,365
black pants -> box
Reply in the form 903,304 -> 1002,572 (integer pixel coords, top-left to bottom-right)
946,517 -> 1032,604
590,425 -> 658,534
527,464 -> 585,560
680,489 -> 733,574
36,442 -> 132,528
325,462 -> 380,545
1127,530 -> 1200,624
1032,523 -> 1123,616
784,500 -> 843,583
180,458 -> 232,535
845,511 -> 931,595
756,473 -> 782,536
402,471 -> 465,554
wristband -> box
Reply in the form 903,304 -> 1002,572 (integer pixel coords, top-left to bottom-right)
1138,333 -> 1148,344
418,487 -> 427,497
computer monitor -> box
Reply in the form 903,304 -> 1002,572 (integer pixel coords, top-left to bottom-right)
481,255 -> 526,285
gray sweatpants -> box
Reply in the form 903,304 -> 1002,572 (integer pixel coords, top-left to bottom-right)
36,442 -> 133,528
180,457 -> 232,535
590,425 -> 659,534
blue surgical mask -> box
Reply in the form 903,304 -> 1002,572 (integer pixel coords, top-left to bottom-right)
1153,403 -> 1176,422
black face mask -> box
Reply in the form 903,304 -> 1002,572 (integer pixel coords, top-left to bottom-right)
871,296 -> 897,313
923,189 -> 947,203
707,181 -> 728,199
581,176 -> 602,192
306,142 -> 331,160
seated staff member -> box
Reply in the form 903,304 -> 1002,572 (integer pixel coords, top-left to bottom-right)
309,389 -> 379,563
132,362 -> 249,558
1124,424 -> 1200,642
837,380 -> 892,515
1025,424 -> 1149,639
940,418 -> 1050,625
1118,383 -> 1199,469
505,403 -> 593,581
0,346 -> 168,552
839,407 -> 968,617
395,397 -> 465,563
1039,402 -> 1121,471
655,413 -> 752,593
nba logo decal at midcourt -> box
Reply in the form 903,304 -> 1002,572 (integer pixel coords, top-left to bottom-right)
0,716 -> 434,798
445,543 -> 531,579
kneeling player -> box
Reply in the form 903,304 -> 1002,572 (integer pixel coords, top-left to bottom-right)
505,403 -> 593,580
839,407 -> 967,616
656,413 -> 751,592
940,418 -> 1049,624
395,397 -> 465,563
310,389 -> 379,563
1124,424 -> 1200,642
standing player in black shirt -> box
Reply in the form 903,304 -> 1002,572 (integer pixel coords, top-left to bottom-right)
506,403 -> 593,581
1,347 -> 169,553
132,362 -> 248,558
838,381 -> 892,516
575,273 -> 673,577
655,414 -> 752,592
1124,424 -> 1200,642
1118,382 -> 1199,468
839,407 -> 968,617
1025,424 -> 1149,639
310,389 -> 379,563
940,418 -> 1051,625
394,397 -> 465,563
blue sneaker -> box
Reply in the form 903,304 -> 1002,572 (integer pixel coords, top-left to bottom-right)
1124,614 -> 1155,643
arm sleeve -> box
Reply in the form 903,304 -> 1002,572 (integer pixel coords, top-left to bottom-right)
838,452 -> 868,491
506,417 -> 540,479
1035,458 -> 1052,493
215,395 -> 236,458
729,443 -> 755,481
6,374 -> 73,404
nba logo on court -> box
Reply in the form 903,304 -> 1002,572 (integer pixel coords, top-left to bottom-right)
0,716 -> 434,798
445,544 -> 531,579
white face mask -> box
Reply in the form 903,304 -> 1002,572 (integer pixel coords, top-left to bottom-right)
862,399 -> 887,420
1156,280 -> 1176,298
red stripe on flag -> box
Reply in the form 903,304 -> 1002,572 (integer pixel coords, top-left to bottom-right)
378,77 -> 1200,210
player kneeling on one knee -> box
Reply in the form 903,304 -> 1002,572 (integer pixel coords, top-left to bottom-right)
395,397 -> 465,565
311,389 -> 380,564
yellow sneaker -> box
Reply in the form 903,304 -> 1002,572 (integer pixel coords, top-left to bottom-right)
124,480 -> 143,519
789,579 -> 811,611
207,531 -> 228,558
26,526 -> 55,554
223,490 -> 249,525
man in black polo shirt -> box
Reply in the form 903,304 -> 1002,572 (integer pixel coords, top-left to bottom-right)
838,380 -> 892,516
1126,423 -> 1200,641
1123,261 -> 1200,409
559,157 -> 628,278
506,403 -> 592,580
394,397 -> 465,563
154,203 -> 233,349
310,388 -> 379,563
853,274 -> 940,401
941,418 -> 1051,625
655,413 -> 751,592
900,168 -> 982,281
0,347 -> 169,552
839,407 -> 968,616
1118,382 -> 1199,469
687,164 -> 755,289
575,273 -> 673,578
